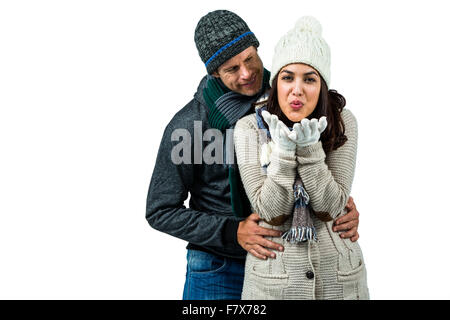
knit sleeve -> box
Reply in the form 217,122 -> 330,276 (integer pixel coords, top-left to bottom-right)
296,109 -> 358,220
234,115 -> 297,223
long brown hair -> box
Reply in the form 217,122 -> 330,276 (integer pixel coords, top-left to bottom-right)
261,71 -> 347,154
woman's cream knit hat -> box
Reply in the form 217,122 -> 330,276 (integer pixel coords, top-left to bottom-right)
270,16 -> 331,87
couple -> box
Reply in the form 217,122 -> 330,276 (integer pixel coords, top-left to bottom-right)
146,10 -> 369,300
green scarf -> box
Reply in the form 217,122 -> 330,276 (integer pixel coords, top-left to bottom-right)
203,69 -> 270,218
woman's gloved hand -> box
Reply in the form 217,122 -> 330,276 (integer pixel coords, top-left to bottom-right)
261,111 -> 297,152
291,116 -> 327,148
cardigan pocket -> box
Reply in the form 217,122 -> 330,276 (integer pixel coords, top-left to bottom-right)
325,221 -> 369,300
244,268 -> 289,300
337,260 -> 364,282
337,260 -> 365,300
242,249 -> 289,300
337,260 -> 369,300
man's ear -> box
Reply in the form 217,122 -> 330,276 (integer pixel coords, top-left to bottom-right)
212,71 -> 220,78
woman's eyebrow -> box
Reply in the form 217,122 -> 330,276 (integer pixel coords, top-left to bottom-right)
281,70 -> 318,76
304,71 -> 319,76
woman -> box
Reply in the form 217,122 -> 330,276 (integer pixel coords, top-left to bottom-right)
234,16 -> 369,300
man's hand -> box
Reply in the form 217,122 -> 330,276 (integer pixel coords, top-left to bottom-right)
237,213 -> 284,260
333,196 -> 360,242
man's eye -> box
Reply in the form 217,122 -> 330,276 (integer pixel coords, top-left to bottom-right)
227,67 -> 239,73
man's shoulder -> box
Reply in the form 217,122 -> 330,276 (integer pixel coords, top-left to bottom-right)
166,76 -> 209,131
167,97 -> 208,132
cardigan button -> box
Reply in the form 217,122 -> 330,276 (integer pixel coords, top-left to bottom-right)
306,271 -> 314,279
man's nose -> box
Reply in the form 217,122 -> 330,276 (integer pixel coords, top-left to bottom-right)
239,66 -> 251,80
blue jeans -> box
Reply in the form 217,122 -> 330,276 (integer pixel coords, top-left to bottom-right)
182,249 -> 245,300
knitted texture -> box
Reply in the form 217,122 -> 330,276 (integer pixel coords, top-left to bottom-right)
255,105 -> 318,243
201,69 -> 270,218
195,10 -> 260,74
203,76 -> 231,130
270,16 -> 331,86
234,109 -> 369,299
203,69 -> 270,131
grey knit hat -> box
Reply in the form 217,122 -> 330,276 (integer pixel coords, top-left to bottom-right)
194,10 -> 259,74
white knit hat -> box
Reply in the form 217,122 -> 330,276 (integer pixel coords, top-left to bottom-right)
270,16 -> 331,87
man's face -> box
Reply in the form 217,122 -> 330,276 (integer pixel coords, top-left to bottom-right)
213,46 -> 263,96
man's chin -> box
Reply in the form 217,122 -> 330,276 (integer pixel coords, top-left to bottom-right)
240,90 -> 258,96
239,84 -> 261,96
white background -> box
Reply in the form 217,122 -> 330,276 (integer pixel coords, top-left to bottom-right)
1,0 -> 449,300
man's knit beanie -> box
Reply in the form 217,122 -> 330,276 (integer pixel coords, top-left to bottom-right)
195,10 -> 259,75
270,16 -> 331,87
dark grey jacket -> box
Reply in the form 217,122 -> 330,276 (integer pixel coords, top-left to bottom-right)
146,76 -> 247,259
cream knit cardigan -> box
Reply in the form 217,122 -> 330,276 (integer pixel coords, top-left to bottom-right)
234,108 -> 369,300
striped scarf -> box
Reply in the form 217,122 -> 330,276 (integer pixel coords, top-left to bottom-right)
256,105 -> 318,243
203,69 -> 270,218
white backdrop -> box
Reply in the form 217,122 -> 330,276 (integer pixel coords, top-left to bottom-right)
1,0 -> 449,299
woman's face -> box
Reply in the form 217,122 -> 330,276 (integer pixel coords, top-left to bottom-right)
277,63 -> 321,123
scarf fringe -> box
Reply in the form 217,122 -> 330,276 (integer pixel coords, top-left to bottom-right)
282,226 -> 318,243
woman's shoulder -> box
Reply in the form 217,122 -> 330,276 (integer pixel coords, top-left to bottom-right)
236,92 -> 269,131
341,108 -> 358,132
235,113 -> 258,130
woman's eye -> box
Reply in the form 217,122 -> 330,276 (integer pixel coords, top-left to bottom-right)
281,76 -> 293,81
305,77 -> 316,83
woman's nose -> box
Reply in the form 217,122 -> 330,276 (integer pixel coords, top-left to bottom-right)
292,83 -> 303,96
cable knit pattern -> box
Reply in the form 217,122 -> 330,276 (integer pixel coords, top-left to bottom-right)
234,121 -> 298,223
234,109 -> 369,300
296,109 -> 358,219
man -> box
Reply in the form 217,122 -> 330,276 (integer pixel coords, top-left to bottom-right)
146,10 -> 360,300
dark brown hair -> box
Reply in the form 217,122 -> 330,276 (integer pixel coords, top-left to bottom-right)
260,72 -> 347,154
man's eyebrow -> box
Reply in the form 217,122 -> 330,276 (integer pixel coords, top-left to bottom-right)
224,64 -> 238,72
